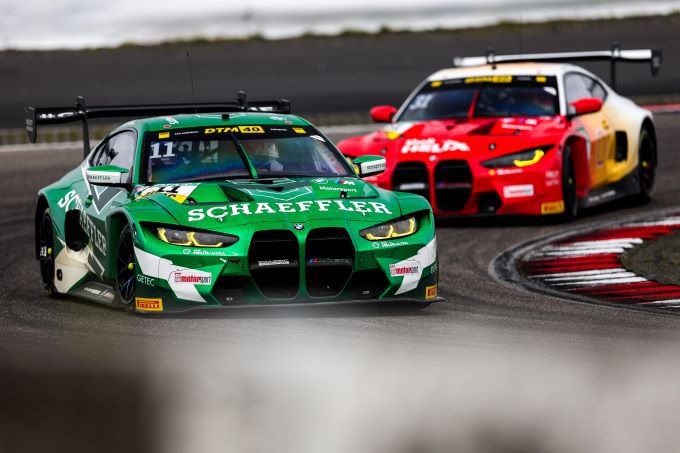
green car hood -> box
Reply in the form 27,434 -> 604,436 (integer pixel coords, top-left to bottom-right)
133,177 -> 403,227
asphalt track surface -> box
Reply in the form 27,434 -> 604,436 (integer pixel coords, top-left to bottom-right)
2,14 -> 680,128
0,113 -> 679,359
2,115 -> 680,453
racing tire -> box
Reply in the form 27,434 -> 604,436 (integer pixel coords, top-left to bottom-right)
38,207 -> 57,297
560,145 -> 578,221
115,224 -> 137,308
634,128 -> 656,204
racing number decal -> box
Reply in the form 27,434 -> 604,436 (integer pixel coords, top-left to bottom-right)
149,142 -> 175,159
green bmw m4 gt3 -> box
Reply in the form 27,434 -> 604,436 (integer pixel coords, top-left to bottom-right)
29,95 -> 440,313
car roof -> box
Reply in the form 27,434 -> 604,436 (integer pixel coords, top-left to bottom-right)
122,112 -> 311,132
427,62 -> 585,81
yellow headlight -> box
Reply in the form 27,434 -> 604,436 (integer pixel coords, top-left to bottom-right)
156,228 -> 228,247
361,217 -> 417,241
157,228 -> 192,246
514,149 -> 545,167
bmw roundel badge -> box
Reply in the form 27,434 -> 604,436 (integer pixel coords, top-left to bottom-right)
294,223 -> 304,231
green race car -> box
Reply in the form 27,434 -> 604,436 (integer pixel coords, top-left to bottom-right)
29,95 -> 440,313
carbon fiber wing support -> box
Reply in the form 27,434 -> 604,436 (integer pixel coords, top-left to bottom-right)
453,43 -> 662,91
25,91 -> 291,156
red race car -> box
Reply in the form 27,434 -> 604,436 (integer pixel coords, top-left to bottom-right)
337,47 -> 661,219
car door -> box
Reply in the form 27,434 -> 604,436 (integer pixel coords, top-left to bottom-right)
82,130 -> 137,276
564,72 -> 614,189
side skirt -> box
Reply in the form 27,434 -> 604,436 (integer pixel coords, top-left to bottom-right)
577,168 -> 640,209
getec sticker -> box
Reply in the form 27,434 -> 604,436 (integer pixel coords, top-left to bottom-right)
204,126 -> 265,134
135,297 -> 163,312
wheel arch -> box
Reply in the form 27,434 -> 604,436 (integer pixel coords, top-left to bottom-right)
34,195 -> 50,260
105,211 -> 134,280
563,135 -> 590,199
640,117 -> 657,166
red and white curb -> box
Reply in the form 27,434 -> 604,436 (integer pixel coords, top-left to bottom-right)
519,215 -> 680,309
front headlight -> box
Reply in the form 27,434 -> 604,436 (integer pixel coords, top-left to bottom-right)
481,145 -> 553,169
360,216 -> 417,241
155,227 -> 238,247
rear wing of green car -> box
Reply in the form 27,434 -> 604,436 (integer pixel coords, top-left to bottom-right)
25,91 -> 291,156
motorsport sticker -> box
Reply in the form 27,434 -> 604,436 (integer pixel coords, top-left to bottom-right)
318,186 -> 358,193
134,184 -> 199,204
135,297 -> 163,312
158,132 -> 170,139
503,184 -> 535,199
401,138 -> 470,154
390,261 -> 420,276
258,259 -> 290,266
173,271 -> 212,285
425,284 -> 438,300
293,127 -> 305,134
541,201 -> 565,215
187,200 -> 392,222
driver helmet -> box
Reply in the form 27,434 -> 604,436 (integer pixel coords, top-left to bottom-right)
250,141 -> 279,160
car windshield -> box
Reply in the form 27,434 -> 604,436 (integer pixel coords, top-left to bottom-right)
398,75 -> 559,121
144,125 -> 353,184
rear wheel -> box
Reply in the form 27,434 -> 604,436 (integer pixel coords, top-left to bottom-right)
560,145 -> 578,220
635,128 -> 656,204
115,224 -> 136,307
37,208 -> 57,297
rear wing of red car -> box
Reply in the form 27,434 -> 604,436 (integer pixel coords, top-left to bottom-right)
25,91 -> 291,156
453,43 -> 662,90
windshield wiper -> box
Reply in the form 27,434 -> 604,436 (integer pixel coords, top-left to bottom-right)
227,131 -> 258,179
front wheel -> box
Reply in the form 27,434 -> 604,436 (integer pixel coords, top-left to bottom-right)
37,207 -> 57,297
115,224 -> 136,307
635,128 -> 656,204
560,145 -> 578,221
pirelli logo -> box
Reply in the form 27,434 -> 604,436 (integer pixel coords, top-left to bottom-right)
541,201 -> 565,215
425,285 -> 438,300
204,126 -> 265,134
135,297 -> 163,312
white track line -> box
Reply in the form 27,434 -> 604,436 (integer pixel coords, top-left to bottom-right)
529,268 -> 626,279
552,276 -> 647,287
543,271 -> 637,283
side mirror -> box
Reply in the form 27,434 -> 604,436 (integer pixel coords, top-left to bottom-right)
567,98 -> 603,119
370,105 -> 397,123
353,155 -> 386,178
86,165 -> 129,187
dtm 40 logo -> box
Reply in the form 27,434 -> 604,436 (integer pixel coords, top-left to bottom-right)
204,126 -> 264,134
